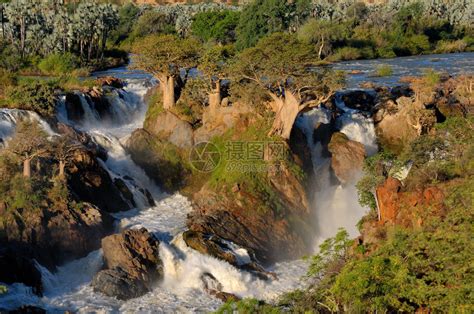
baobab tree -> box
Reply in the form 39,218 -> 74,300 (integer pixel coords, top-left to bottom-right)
132,34 -> 201,110
198,44 -> 234,111
51,135 -> 82,180
230,32 -> 345,139
7,120 -> 50,178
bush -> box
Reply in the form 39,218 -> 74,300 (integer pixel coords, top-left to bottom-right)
374,64 -> 393,77
435,39 -> 468,53
329,47 -> 362,61
38,53 -> 79,76
6,81 -> 57,116
0,68 -> 17,97
192,11 -> 240,44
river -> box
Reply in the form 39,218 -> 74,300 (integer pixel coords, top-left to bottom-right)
0,52 -> 473,313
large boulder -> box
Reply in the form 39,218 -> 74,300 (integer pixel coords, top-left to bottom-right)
67,147 -> 132,212
0,247 -> 43,296
126,128 -> 188,193
183,231 -> 273,280
92,228 -> 163,300
374,96 -> 436,151
328,132 -> 366,184
375,177 -> 445,226
187,162 -> 311,264
145,110 -> 194,148
0,201 -> 113,280
340,90 -> 376,112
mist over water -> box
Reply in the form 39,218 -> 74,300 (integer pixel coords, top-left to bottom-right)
296,100 -> 377,248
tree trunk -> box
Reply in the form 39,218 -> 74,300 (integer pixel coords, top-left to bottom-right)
23,158 -> 31,178
209,79 -> 222,115
162,76 -> 176,110
268,91 -> 301,140
1,7 -> 4,40
59,160 -> 66,179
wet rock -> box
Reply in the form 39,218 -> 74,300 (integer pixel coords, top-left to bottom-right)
183,231 -> 273,280
68,147 -> 132,213
200,272 -> 240,302
187,163 -> 310,265
92,228 -> 163,300
328,132 -> 366,185
0,247 -> 43,296
289,126 -> 313,175
91,268 -> 148,301
114,178 -> 136,207
56,123 -> 108,161
139,188 -> 156,207
97,76 -> 124,89
64,93 -> 85,122
341,90 -> 376,112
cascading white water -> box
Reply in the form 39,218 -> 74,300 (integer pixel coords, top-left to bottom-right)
296,97 -> 377,248
0,72 -> 308,313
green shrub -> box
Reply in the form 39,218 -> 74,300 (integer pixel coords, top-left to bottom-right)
422,68 -> 440,87
6,81 -> 57,116
329,47 -> 362,61
38,53 -> 79,76
374,64 -> 393,77
0,285 -> 7,294
215,298 -> 280,314
435,39 -> 468,53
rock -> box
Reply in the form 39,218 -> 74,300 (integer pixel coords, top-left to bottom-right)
375,177 -> 445,226
97,76 -> 124,89
390,85 -> 413,99
146,110 -> 194,148
193,102 -> 253,143
126,129 -> 188,193
187,162 -> 311,264
139,188 -> 156,207
328,132 -> 366,184
341,90 -> 375,112
183,231 -> 273,280
289,126 -> 313,175
200,272 -> 240,302
0,201 -> 113,270
0,247 -> 43,296
56,123 -> 108,161
374,96 -> 436,152
91,268 -> 148,301
64,93 -> 85,122
68,147 -> 132,212
114,178 -> 136,207
92,228 -> 163,300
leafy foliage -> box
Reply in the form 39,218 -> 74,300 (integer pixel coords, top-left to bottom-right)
192,11 -> 240,44
38,52 -> 79,76
6,81 -> 57,116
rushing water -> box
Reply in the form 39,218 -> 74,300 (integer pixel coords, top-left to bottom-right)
333,52 -> 474,89
0,53 -> 472,312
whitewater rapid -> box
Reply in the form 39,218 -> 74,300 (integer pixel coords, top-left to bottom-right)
0,72 -> 309,313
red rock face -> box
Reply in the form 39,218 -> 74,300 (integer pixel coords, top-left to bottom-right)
376,177 -> 445,226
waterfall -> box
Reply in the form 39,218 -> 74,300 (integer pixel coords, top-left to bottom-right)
296,94 -> 377,248
0,71 -> 308,312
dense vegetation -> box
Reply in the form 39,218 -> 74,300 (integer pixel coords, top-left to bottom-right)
216,84 -> 474,312
0,0 -> 472,311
